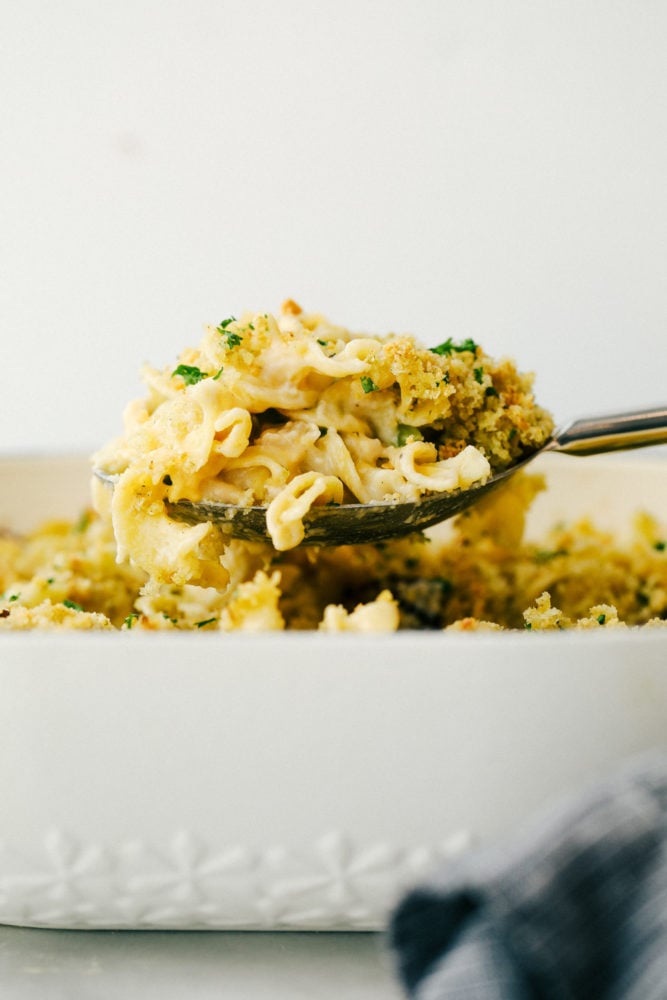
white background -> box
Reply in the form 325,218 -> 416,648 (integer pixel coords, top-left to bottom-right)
2,0 -> 666,456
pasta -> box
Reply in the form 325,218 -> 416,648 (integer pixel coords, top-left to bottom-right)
2,468 -> 667,632
6,302 -> 661,635
92,301 -> 554,584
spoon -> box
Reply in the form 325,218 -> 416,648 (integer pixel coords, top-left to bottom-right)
94,406 -> 667,547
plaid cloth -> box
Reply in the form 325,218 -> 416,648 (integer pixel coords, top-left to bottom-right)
389,753 -> 667,999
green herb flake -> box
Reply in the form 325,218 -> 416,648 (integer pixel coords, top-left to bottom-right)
654,540 -> 666,551
63,599 -> 84,612
396,424 -> 424,446
317,339 -> 329,346
123,613 -> 139,629
75,511 -> 91,533
597,613 -> 606,625
216,316 -> 236,331
172,364 -> 209,385
485,385 -> 498,397
9,593 -> 20,602
474,367 -> 484,384
360,376 -> 380,394
46,577 -> 55,585
223,330 -> 243,349
430,337 -> 479,357
524,621 -> 532,630
534,548 -> 568,563
212,366 -> 224,380
195,618 -> 217,629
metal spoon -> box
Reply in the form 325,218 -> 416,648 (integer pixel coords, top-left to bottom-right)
94,406 -> 667,546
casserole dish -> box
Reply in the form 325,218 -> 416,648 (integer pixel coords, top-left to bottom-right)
0,452 -> 665,929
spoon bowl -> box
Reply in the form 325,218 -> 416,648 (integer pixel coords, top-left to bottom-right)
94,406 -> 667,547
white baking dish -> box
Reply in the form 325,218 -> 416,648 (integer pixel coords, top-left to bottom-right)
0,452 -> 666,930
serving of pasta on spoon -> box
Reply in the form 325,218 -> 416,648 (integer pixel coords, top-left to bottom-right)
93,302 -> 666,578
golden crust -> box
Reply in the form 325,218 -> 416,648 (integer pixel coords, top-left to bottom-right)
1,471 -> 666,632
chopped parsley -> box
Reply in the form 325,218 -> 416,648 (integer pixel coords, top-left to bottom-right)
172,364 -> 209,385
195,618 -> 217,629
63,599 -> 83,612
396,424 -> 424,446
123,613 -> 139,629
8,593 -> 19,602
430,337 -> 479,357
212,366 -> 224,380
654,540 -> 666,551
524,621 -> 532,630
75,511 -> 91,533
360,376 -> 380,393
485,385 -> 498,397
223,331 -> 243,349
216,317 -> 243,349
534,548 -> 568,563
317,339 -> 329,346
473,367 -> 484,384
597,613 -> 606,625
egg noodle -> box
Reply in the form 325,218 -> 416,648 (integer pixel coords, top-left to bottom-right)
1,303 -> 666,632
91,301 -> 553,584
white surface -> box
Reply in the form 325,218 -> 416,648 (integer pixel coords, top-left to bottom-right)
0,929 -> 401,1000
2,1 -> 667,455
1,454 -> 666,931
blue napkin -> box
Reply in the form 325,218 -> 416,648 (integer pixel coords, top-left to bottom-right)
389,753 -> 667,999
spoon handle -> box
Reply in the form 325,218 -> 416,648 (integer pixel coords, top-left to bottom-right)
553,406 -> 667,456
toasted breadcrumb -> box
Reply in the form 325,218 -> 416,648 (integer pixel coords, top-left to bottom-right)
1,470 -> 666,632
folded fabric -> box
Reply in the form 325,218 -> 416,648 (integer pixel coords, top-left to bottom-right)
389,752 -> 667,999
